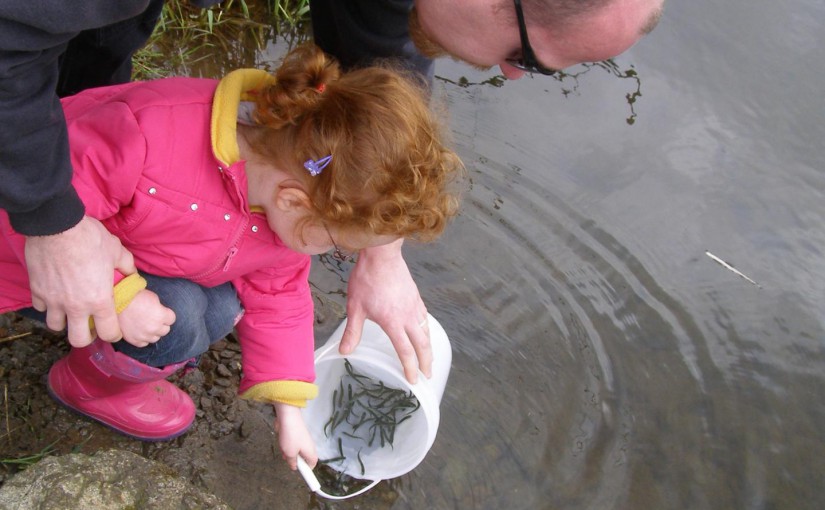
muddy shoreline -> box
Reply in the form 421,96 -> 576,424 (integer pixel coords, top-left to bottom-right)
0,310 -> 399,509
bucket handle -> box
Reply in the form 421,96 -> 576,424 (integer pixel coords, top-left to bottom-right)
313,333 -> 343,362
297,457 -> 381,500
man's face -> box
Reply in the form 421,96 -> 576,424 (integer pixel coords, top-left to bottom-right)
410,0 -> 664,80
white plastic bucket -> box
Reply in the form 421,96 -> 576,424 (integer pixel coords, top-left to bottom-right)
299,314 -> 451,497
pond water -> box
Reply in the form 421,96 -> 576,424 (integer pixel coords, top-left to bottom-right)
187,1 -> 825,508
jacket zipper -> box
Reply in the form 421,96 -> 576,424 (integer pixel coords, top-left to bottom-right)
223,247 -> 239,272
186,164 -> 249,280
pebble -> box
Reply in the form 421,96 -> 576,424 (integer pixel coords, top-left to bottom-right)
214,377 -> 232,388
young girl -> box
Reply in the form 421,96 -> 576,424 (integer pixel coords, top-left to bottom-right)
0,44 -> 462,470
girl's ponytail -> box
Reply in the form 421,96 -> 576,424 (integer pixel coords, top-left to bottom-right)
242,43 -> 464,244
254,44 -> 341,130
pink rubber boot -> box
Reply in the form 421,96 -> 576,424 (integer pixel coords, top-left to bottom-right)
47,339 -> 196,441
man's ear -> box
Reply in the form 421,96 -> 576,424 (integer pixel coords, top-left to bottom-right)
274,186 -> 311,213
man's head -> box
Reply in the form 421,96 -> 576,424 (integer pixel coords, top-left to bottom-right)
410,0 -> 664,79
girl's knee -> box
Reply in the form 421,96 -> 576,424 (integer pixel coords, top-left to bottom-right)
204,283 -> 243,340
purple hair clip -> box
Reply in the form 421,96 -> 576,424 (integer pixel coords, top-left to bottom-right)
303,155 -> 333,176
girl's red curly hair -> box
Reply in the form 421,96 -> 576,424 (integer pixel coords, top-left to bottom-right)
243,44 -> 463,244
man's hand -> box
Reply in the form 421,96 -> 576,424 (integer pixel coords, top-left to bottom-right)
25,216 -> 136,347
342,239 -> 432,384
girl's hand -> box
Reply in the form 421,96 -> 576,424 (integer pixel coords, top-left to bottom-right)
118,289 -> 176,348
274,402 -> 317,471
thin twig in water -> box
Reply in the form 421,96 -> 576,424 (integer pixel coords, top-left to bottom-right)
705,251 -> 761,288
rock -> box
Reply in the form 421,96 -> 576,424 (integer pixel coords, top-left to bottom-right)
238,420 -> 252,439
0,449 -> 231,510
214,377 -> 232,388
215,364 -> 232,377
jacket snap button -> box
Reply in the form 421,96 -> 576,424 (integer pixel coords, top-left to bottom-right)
224,214 -> 231,221
148,187 -> 157,195
251,225 -> 259,232
190,203 -> 198,211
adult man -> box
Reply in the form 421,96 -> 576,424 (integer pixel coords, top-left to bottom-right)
309,0 -> 664,382
310,0 -> 664,79
0,0 -> 663,388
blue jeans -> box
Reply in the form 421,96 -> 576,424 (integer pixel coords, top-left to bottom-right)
20,274 -> 243,368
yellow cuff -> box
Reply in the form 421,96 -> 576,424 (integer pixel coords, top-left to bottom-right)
113,273 -> 148,314
240,380 -> 318,408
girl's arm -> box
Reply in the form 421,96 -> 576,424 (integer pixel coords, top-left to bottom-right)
232,263 -> 319,470
232,260 -> 317,399
274,402 -> 317,471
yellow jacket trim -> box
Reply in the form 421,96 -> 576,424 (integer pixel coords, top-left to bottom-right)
113,273 -> 148,314
211,69 -> 276,166
240,380 -> 319,408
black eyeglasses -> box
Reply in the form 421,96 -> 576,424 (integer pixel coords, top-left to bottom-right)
322,223 -> 357,263
506,0 -> 558,76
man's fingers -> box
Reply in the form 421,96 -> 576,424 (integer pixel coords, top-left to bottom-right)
44,308 -> 67,333
399,349 -> 419,384
31,296 -> 47,312
408,324 -> 433,379
114,244 -> 137,275
340,310 -> 366,355
91,310 -> 122,342
65,315 -> 93,347
387,330 -> 419,384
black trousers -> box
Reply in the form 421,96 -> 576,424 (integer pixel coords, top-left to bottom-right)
309,0 -> 433,83
56,0 -> 164,97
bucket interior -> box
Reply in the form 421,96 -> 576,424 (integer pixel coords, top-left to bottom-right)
304,354 -> 436,480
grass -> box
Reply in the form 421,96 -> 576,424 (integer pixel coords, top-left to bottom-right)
133,0 -> 311,80
1,439 -> 59,470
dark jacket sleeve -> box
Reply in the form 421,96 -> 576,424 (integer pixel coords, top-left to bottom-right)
0,34 -> 84,235
0,1 -> 179,236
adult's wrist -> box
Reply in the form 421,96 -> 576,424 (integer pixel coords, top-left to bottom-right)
8,187 -> 85,236
359,238 -> 404,261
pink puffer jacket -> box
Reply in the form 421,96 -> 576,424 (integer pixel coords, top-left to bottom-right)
0,72 -> 317,405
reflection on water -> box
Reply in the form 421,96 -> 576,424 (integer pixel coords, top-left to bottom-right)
154,1 -> 825,507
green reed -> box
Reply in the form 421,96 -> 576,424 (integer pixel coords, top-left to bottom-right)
133,0 -> 311,80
